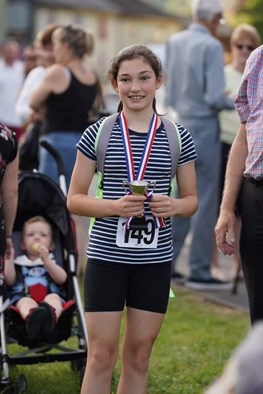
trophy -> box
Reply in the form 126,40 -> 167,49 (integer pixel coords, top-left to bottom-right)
123,180 -> 156,230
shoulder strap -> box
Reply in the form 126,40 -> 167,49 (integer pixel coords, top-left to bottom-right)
90,113 -> 119,235
95,113 -> 119,174
161,117 -> 181,180
95,113 -> 181,181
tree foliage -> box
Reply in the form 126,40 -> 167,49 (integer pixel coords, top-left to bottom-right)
235,0 -> 263,41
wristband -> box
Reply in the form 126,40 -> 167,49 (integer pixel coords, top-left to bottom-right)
6,236 -> 12,238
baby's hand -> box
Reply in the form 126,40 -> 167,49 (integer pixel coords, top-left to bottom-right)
32,243 -> 49,260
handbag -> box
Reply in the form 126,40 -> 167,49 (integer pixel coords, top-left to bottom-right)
19,121 -> 41,171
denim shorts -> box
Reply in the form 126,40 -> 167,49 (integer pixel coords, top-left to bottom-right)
39,131 -> 82,189
83,259 -> 172,314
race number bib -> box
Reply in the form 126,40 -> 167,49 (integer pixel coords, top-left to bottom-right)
116,216 -> 159,248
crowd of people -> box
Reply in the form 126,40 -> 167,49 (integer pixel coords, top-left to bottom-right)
166,0 -> 235,291
1,0 -> 263,391
211,23 -> 261,282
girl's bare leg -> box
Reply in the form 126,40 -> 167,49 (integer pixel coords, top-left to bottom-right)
117,307 -> 165,394
81,311 -> 122,394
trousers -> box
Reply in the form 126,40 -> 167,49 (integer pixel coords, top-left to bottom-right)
240,178 -> 263,323
172,116 -> 220,279
39,131 -> 82,190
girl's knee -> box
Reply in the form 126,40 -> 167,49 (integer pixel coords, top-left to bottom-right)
44,293 -> 61,304
88,346 -> 118,373
123,341 -> 153,373
17,297 -> 37,310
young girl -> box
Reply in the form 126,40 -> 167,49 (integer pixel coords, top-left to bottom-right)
67,45 -> 198,393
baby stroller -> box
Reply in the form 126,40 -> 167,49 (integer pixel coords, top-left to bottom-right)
0,141 -> 87,393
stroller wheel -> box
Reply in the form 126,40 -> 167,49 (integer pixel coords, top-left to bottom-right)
14,374 -> 27,394
71,358 -> 86,383
71,358 -> 86,372
0,378 -> 13,394
0,374 -> 26,394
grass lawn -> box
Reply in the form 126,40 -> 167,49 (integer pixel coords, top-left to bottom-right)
4,285 -> 249,393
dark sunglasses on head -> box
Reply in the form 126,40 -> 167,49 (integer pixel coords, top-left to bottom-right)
235,44 -> 255,51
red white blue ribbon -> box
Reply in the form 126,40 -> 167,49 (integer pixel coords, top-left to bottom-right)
120,111 -> 158,182
119,111 -> 165,228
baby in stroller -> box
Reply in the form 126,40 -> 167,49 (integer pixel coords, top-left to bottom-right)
4,215 -> 67,338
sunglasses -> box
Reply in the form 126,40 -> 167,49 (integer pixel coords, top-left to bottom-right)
235,44 -> 255,51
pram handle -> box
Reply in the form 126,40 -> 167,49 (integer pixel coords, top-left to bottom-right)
40,140 -> 66,178
40,140 -> 67,196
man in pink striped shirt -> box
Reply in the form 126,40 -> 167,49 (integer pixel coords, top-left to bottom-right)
215,44 -> 263,324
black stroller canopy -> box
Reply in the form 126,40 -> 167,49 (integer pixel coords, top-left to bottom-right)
14,172 -> 72,245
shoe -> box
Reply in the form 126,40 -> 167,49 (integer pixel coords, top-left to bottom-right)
39,301 -> 57,333
171,271 -> 186,285
26,307 -> 47,337
186,276 -> 232,291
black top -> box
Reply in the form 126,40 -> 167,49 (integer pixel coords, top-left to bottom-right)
0,123 -> 17,184
0,122 -> 17,260
41,69 -> 98,134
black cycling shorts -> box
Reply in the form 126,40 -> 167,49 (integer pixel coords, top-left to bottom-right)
83,259 -> 172,314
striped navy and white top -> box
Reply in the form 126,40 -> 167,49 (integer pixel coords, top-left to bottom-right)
77,117 -> 197,264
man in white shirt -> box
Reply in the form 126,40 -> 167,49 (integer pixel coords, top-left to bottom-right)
166,0 -> 234,290
0,38 -> 25,139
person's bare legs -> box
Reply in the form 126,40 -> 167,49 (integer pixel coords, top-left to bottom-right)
210,239 -> 227,280
16,297 -> 38,319
117,307 -> 165,394
81,311 -> 122,394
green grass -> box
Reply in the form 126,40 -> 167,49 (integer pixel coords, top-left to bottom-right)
4,286 -> 249,393
146,287 -> 249,394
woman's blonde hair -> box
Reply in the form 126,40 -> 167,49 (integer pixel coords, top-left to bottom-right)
34,23 -> 62,48
231,23 -> 261,49
53,24 -> 94,58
